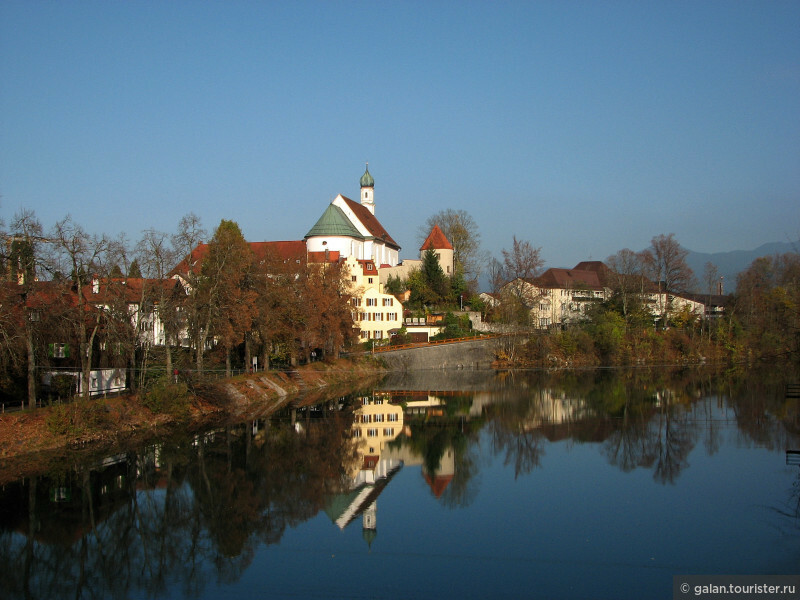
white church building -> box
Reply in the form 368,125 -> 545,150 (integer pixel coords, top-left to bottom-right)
304,165 -> 401,267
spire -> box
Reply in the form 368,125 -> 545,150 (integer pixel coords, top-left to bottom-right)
360,162 -> 374,188
359,163 -> 375,215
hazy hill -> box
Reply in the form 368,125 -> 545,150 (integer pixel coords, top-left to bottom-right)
685,241 -> 798,293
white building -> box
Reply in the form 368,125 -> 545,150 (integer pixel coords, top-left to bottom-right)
305,165 -> 401,267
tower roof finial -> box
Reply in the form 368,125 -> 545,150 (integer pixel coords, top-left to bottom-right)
360,163 -> 374,188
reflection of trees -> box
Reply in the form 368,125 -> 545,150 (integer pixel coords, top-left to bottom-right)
438,429 -> 481,510
601,384 -> 699,484
485,388 -> 549,480
650,397 -> 697,484
603,399 -> 657,473
389,411 -> 482,509
490,423 -> 545,480
490,368 -> 711,484
0,402 -> 355,600
722,366 -> 800,451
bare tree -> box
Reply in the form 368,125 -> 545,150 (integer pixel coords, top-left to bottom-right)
498,236 -> 545,326
502,235 -> 543,282
172,214 -> 206,371
703,261 -> 719,296
49,216 -> 110,399
646,233 -> 696,321
420,209 -> 484,284
487,257 -> 506,295
136,229 -> 181,380
6,210 -> 46,407
606,248 -> 653,319
648,234 -> 695,292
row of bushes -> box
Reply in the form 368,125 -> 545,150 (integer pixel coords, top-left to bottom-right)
506,314 -> 751,367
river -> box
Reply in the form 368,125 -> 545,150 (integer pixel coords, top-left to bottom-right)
1,365 -> 799,599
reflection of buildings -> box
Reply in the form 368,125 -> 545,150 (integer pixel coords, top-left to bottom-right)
0,452 -> 135,546
382,443 -> 455,499
383,391 -> 462,498
350,393 -> 404,474
325,394 -> 405,547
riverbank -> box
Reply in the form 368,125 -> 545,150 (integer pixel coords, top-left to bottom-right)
0,357 -> 385,482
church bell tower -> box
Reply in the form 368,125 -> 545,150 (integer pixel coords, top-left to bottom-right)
360,163 -> 375,215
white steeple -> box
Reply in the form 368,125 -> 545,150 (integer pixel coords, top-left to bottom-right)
359,163 -> 375,215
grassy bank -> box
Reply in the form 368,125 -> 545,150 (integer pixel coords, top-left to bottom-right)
0,357 -> 385,481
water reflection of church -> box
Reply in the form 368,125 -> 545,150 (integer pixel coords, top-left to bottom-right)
325,386 -> 600,546
324,392 -> 458,547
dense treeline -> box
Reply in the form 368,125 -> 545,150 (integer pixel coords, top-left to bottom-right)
0,212 -> 355,408
501,247 -> 800,367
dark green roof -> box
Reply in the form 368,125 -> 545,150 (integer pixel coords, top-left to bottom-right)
360,165 -> 374,188
305,203 -> 364,239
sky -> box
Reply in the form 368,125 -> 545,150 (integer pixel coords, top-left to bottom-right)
1,1 -> 798,272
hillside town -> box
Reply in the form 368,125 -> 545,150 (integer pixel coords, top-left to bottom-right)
1,166 -> 795,408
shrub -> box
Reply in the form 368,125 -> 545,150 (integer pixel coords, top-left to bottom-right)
143,378 -> 191,418
45,400 -> 110,437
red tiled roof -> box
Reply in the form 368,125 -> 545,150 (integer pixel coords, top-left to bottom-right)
572,261 -> 612,285
1,280 -> 77,310
171,240 -> 307,276
82,278 -> 181,303
356,259 -> 378,274
534,268 -> 604,290
307,250 -> 341,263
420,224 -> 453,251
250,241 -> 307,261
340,196 -> 400,250
423,473 -> 454,498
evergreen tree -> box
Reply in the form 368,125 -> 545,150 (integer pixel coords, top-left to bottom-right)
422,248 -> 449,301
128,258 -> 142,278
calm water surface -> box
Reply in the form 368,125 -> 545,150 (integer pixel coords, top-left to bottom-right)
2,366 -> 799,599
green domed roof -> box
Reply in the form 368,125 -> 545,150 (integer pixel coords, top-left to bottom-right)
305,203 -> 364,239
360,165 -> 374,188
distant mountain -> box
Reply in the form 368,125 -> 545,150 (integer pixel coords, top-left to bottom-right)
685,241 -> 799,293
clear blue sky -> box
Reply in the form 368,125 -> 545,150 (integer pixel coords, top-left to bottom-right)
1,1 -> 798,271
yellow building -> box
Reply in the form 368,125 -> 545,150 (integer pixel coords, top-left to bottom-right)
350,394 -> 405,483
345,256 -> 403,342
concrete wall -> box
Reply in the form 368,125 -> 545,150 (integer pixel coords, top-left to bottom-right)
375,337 -> 511,371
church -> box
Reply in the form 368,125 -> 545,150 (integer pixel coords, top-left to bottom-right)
305,165 -> 454,279
304,165 -> 401,268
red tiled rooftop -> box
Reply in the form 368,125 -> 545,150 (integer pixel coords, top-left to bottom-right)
420,224 -> 453,251
341,196 -> 400,250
